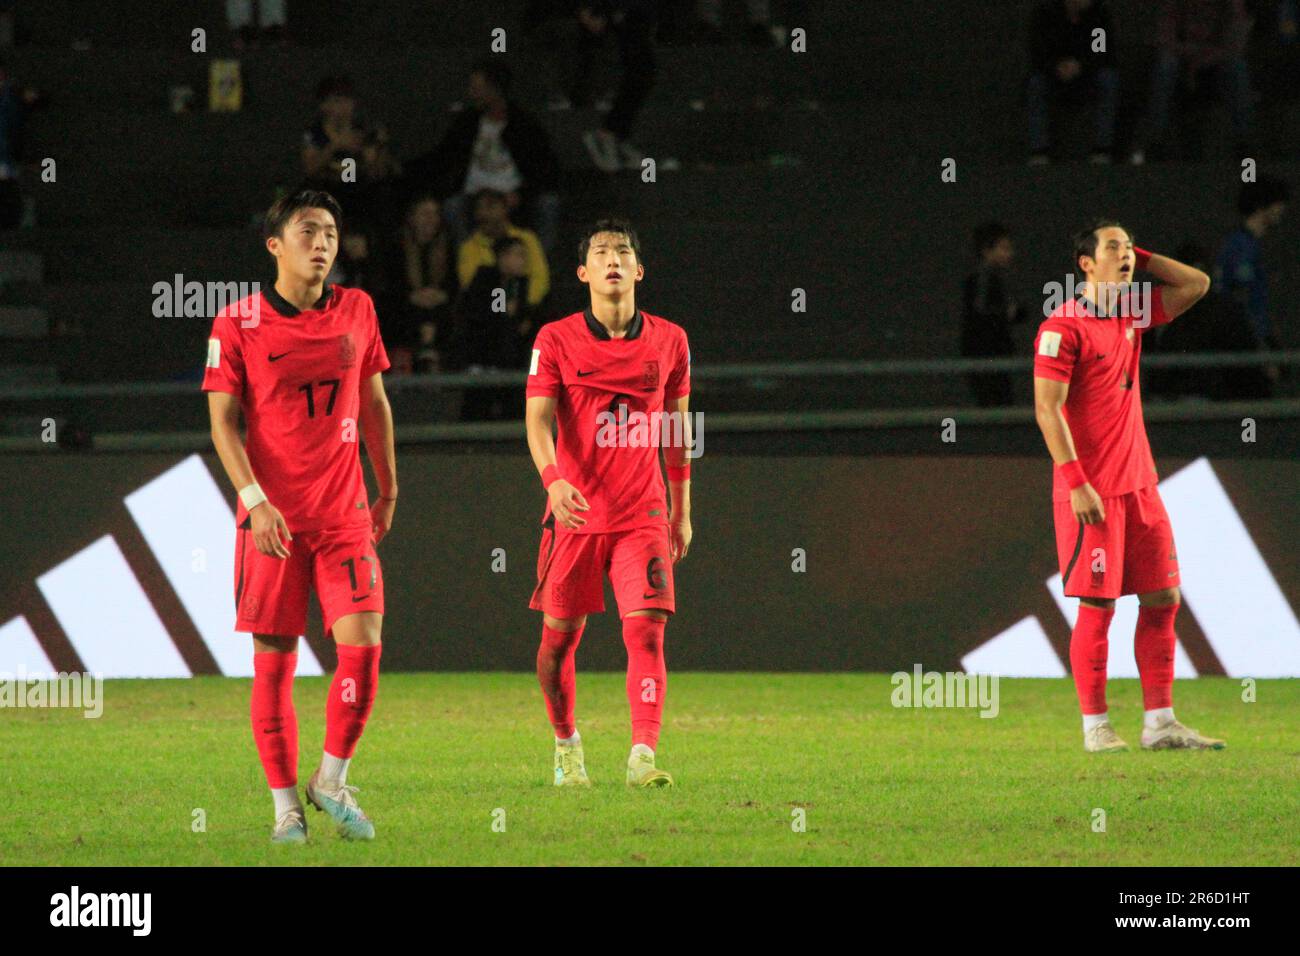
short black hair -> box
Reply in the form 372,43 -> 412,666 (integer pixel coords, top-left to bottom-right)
406,193 -> 440,215
315,74 -> 356,102
474,188 -> 508,207
1072,218 -> 1131,273
493,235 -> 526,258
578,219 -> 642,267
1238,176 -> 1290,217
264,189 -> 343,239
973,221 -> 1011,256
469,58 -> 511,98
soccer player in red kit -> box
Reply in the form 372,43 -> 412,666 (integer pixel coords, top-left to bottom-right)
525,219 -> 693,787
1034,220 -> 1225,753
203,190 -> 397,841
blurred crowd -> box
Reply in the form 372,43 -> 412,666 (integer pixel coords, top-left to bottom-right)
961,177 -> 1290,406
1026,0 -> 1297,165
291,60 -> 557,411
956,0 -> 1296,406
259,2 -> 797,419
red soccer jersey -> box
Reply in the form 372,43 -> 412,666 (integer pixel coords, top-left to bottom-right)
525,307 -> 691,533
201,284 -> 390,531
1033,285 -> 1173,501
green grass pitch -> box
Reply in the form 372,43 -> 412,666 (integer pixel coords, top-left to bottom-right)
3,674 -> 1296,866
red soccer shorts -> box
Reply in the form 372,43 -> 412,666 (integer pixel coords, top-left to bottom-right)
1053,483 -> 1180,599
234,521 -> 384,637
530,520 -> 676,619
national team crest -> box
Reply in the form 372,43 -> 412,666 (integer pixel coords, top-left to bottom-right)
339,333 -> 356,369
551,579 -> 571,607
642,360 -> 659,389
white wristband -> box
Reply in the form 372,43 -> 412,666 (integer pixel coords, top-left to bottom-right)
238,483 -> 268,511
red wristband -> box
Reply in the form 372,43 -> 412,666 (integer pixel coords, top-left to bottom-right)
1133,247 -> 1153,270
667,464 -> 690,482
1058,460 -> 1089,490
541,464 -> 561,489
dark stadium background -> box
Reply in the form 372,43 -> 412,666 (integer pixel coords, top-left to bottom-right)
1,1 -> 1297,673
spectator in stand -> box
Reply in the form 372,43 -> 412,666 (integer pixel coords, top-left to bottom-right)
1213,176 -> 1289,391
1281,0 -> 1299,43
395,195 -> 459,375
572,1 -> 660,173
455,235 -> 545,420
301,75 -> 399,229
1129,0 -> 1255,163
227,0 -> 287,49
457,189 -> 550,311
1147,242 -> 1268,401
327,226 -> 392,311
960,222 -> 1028,407
1026,0 -> 1120,164
0,59 -> 39,228
404,60 -> 561,256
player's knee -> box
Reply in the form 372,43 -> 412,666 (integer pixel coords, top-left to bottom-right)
253,634 -> 299,654
626,609 -> 669,622
623,612 -> 667,653
1139,587 -> 1180,607
543,614 -> 587,633
332,611 -> 382,647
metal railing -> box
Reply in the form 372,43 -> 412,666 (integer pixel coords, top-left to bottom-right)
2,350 -> 1298,402
1,351 -> 1297,452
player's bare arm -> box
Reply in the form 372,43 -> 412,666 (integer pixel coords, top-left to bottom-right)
207,390 -> 293,558
357,371 -> 398,544
526,394 -> 590,529
1033,376 -> 1104,525
1142,249 -> 1210,320
664,393 -> 692,562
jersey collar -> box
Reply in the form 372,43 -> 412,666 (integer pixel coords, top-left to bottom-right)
264,283 -> 334,317
1074,290 -> 1117,319
583,306 -> 643,340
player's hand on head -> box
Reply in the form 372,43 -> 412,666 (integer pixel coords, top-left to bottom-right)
250,501 -> 293,558
1070,483 -> 1105,526
371,496 -> 396,544
548,479 -> 590,529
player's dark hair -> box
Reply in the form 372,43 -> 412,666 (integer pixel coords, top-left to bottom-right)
1072,219 -> 1131,273
972,221 -> 1011,257
314,74 -> 356,102
578,219 -> 642,267
470,58 -> 512,99
1238,176 -> 1290,217
264,189 -> 344,239
493,235 -> 526,258
405,193 -> 439,215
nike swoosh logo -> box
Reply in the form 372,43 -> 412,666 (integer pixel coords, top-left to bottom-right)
351,594 -> 371,603
577,369 -> 597,377
269,352 -> 291,362
642,591 -> 662,599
